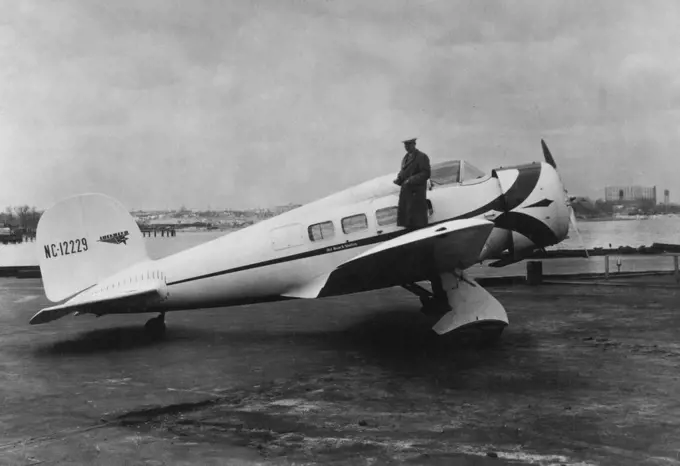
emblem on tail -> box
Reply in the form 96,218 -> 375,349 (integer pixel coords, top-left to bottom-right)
98,230 -> 130,245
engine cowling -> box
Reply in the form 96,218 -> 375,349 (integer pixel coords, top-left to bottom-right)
485,161 -> 570,264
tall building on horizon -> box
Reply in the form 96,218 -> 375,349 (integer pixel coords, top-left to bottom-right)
604,185 -> 657,204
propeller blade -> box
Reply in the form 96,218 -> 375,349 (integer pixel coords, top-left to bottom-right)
542,139 -> 586,257
541,139 -> 557,168
569,206 -> 589,258
508,231 -> 516,260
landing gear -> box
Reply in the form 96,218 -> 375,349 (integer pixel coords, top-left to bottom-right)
144,313 -> 166,339
402,282 -> 451,318
402,270 -> 509,338
419,295 -> 452,317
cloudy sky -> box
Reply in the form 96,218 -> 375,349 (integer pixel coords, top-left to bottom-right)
1,0 -> 678,210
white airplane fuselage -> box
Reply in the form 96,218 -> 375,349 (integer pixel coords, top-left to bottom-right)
141,160 -> 569,313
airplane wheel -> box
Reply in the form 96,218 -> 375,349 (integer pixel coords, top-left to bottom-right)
144,314 -> 166,339
419,296 -> 451,318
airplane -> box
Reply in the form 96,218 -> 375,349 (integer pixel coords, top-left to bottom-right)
29,140 -> 580,342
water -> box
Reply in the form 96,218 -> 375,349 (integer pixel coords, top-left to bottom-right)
556,215 -> 680,250
144,230 -> 232,259
3,217 -> 680,266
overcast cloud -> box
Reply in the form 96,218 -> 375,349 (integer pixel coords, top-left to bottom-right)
1,0 -> 679,209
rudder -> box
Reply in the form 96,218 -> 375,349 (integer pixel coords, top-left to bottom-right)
37,193 -> 150,302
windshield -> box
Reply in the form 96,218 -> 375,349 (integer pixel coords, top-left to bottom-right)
429,160 -> 487,187
430,161 -> 460,186
460,161 -> 486,181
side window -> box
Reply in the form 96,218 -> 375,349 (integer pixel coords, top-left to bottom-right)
342,214 -> 368,234
270,224 -> 304,251
308,221 -> 335,241
376,206 -> 398,226
427,199 -> 434,216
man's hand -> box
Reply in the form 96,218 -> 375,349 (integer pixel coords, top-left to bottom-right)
393,178 -> 401,186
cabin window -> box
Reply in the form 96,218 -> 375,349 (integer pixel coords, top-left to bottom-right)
270,223 -> 305,250
375,203 -> 432,226
376,206 -> 398,226
308,221 -> 335,241
342,214 -> 368,234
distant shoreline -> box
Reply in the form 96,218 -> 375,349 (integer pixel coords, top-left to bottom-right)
578,217 -> 635,223
576,216 -> 665,223
140,226 -> 243,232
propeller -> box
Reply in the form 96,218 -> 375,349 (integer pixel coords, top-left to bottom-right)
541,139 -> 589,258
568,198 -> 589,258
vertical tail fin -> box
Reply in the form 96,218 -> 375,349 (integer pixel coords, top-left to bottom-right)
37,193 -> 150,302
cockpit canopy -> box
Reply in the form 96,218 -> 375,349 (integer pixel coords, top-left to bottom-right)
430,160 -> 487,186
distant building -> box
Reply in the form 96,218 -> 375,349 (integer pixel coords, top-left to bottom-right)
272,203 -> 302,216
604,186 -> 657,204
604,185 -> 657,214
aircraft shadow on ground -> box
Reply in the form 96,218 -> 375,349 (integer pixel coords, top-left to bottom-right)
287,309 -> 565,393
30,307 -> 578,395
33,308 -> 517,356
33,325 -> 170,355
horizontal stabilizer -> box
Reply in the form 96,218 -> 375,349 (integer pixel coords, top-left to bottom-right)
30,271 -> 169,325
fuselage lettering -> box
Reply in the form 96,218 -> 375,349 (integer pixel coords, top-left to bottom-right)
325,242 -> 359,253
43,237 -> 88,259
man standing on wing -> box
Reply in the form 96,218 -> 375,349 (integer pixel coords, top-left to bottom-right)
393,138 -> 431,230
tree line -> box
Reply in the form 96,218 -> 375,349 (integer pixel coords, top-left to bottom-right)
0,205 -> 42,231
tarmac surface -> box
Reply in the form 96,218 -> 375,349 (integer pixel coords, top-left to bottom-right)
1,276 -> 680,465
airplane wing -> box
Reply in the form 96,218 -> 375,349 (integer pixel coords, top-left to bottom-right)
282,218 -> 494,299
30,278 -> 169,325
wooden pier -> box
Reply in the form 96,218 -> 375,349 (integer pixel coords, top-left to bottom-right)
140,227 -> 176,238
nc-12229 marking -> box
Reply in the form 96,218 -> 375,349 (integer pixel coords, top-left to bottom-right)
44,238 -> 89,259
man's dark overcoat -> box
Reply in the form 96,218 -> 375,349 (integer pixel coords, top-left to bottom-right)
395,149 -> 431,228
